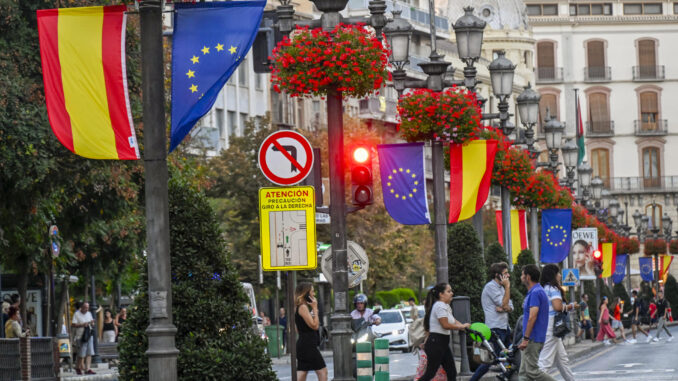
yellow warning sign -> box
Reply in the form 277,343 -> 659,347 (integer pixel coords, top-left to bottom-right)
259,186 -> 317,271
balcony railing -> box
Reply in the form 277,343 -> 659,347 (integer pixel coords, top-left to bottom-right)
609,176 -> 678,192
632,65 -> 665,81
584,66 -> 611,82
634,119 -> 668,136
535,67 -> 563,84
347,0 -> 449,32
585,121 -> 614,137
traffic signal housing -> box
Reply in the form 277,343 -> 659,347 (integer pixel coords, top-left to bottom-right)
350,146 -> 373,207
593,249 -> 603,277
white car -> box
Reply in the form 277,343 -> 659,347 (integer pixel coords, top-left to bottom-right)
371,309 -> 409,351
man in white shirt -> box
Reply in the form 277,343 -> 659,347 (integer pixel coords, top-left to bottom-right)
72,302 -> 96,375
350,294 -> 380,331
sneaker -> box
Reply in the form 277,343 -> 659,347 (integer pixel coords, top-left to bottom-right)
85,370 -> 96,375
625,339 -> 633,344
652,337 -> 659,342
604,339 -> 612,346
631,339 -> 638,344
646,335 -> 653,343
668,336 -> 674,343
75,369 -> 82,375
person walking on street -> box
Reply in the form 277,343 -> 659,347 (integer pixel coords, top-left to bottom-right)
596,297 -> 617,345
408,297 -> 419,322
102,309 -> 117,343
517,264 -> 556,381
72,302 -> 96,375
575,294 -> 594,342
294,282 -> 327,381
4,306 -> 28,338
419,283 -> 470,381
649,299 -> 658,328
630,290 -> 650,343
279,307 -> 288,354
610,297 -> 630,343
652,291 -> 674,342
537,264 -> 577,381
470,262 -> 513,381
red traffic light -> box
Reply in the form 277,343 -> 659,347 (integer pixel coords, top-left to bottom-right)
593,250 -> 602,260
353,147 -> 369,163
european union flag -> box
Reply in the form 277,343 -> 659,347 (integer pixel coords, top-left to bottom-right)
170,1 -> 265,151
377,143 -> 430,225
639,256 -> 654,282
540,209 -> 572,263
612,254 -> 628,284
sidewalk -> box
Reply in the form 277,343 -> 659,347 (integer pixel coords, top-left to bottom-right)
60,362 -> 118,381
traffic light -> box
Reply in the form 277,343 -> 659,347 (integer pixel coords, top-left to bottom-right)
252,11 -> 283,73
350,146 -> 374,207
593,249 -> 603,277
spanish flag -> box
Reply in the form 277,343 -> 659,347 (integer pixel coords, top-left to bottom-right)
495,210 -> 529,264
449,140 -> 497,223
37,5 -> 139,160
660,255 -> 674,283
601,242 -> 617,278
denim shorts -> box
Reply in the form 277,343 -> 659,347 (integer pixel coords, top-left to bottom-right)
580,319 -> 592,330
78,335 -> 95,357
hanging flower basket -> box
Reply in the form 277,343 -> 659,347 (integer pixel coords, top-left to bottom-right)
669,239 -> 678,254
644,238 -> 667,255
271,24 -> 389,98
397,87 -> 482,144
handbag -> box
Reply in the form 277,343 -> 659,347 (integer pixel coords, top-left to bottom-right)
414,349 -> 447,381
81,326 -> 92,343
472,341 -> 494,364
553,311 -> 570,338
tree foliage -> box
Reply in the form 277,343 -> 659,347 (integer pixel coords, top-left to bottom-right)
447,222 -> 486,322
664,274 -> 678,313
511,249 -> 536,296
485,242 -> 508,268
118,169 -> 275,380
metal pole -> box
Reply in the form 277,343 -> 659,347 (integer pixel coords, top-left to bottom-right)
530,208 -> 540,265
327,92 -> 352,381
654,253 -> 660,292
432,141 -> 448,284
276,271 -> 281,358
472,211 -> 484,258
90,264 -> 100,363
501,187 -> 513,269
427,0 -> 437,54
626,256 -> 632,292
287,272 -> 297,381
140,2 -> 179,380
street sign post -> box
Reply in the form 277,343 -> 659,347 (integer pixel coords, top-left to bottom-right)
320,241 -> 369,288
259,186 -> 317,271
562,268 -> 580,287
258,130 -> 314,186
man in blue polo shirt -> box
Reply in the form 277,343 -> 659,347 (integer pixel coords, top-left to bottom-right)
517,264 -> 555,381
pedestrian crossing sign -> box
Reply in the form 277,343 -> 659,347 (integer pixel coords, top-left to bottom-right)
562,268 -> 579,286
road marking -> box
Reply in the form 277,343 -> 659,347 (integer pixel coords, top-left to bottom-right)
617,362 -> 644,368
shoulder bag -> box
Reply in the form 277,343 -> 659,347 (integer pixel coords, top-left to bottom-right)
553,311 -> 570,338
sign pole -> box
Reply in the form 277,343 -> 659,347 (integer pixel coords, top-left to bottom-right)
287,271 -> 297,381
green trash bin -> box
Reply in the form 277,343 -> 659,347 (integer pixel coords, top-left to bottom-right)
265,325 -> 284,357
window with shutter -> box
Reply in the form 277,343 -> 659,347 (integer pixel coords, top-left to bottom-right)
639,92 -> 658,131
538,94 -> 558,131
642,147 -> 660,187
637,40 -> 656,78
591,148 -> 610,187
586,41 -> 606,79
588,93 -> 609,132
537,42 -> 555,80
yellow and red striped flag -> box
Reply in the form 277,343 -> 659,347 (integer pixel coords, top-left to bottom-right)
37,5 -> 139,160
660,255 -> 674,283
449,140 -> 498,223
601,242 -> 617,278
495,210 -> 529,264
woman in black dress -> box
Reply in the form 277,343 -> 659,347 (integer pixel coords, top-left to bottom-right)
295,282 -> 327,381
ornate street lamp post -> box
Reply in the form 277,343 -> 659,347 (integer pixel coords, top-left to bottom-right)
590,176 -> 604,213
577,161 -> 593,206
543,115 -> 565,173
561,139 -> 579,189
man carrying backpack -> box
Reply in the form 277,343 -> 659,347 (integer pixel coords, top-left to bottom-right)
630,290 -> 650,343
470,262 -> 514,381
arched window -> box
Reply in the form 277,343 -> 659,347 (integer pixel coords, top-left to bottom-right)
637,40 -> 657,79
642,147 -> 661,187
586,41 -> 606,79
537,42 -> 555,80
639,92 -> 659,131
588,93 -> 610,132
644,204 -> 663,229
591,148 -> 610,188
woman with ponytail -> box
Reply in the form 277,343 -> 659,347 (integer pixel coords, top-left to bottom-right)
419,283 -> 470,381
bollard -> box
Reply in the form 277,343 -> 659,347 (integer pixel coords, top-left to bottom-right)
373,338 -> 389,380
356,341 -> 373,381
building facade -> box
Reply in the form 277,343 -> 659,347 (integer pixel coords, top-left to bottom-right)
526,0 -> 678,286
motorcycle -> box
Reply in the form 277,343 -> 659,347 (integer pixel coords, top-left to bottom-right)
350,311 -> 382,377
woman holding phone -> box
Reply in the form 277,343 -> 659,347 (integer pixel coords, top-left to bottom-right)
295,282 -> 327,381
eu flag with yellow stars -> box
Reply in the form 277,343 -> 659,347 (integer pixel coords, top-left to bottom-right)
170,1 -> 265,151
540,209 -> 572,263
377,143 -> 430,225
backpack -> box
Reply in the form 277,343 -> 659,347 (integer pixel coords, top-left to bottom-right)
408,318 -> 426,349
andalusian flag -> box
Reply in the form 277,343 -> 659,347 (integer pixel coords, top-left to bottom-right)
660,255 -> 674,283
575,90 -> 585,165
449,140 -> 498,223
601,242 -> 617,278
37,5 -> 139,160
495,210 -> 529,264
